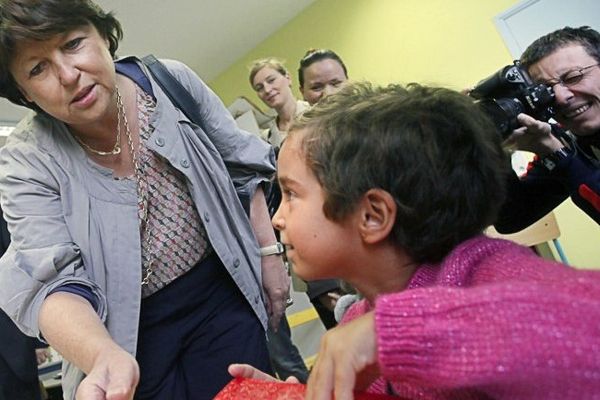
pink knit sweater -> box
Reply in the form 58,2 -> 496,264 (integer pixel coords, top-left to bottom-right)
342,236 -> 600,399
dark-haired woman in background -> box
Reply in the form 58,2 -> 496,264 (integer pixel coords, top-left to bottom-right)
298,49 -> 348,106
298,49 -> 353,325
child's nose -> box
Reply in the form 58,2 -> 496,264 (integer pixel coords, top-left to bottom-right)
271,207 -> 284,231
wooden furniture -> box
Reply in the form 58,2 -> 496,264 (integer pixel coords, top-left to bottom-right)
486,212 -> 568,263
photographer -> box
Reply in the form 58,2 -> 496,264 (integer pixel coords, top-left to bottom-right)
493,26 -> 600,233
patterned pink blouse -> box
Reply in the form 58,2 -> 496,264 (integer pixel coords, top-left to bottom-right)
134,87 -> 212,297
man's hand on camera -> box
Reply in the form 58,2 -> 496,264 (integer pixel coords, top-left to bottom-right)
503,113 -> 564,156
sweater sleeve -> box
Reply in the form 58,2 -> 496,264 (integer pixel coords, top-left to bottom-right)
375,281 -> 600,399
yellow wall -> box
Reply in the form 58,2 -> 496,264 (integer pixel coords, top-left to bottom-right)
210,0 -> 600,268
211,0 -> 518,103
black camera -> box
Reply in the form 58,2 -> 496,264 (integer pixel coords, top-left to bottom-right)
469,60 -> 555,139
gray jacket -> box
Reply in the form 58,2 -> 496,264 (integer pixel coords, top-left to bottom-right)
0,58 -> 276,398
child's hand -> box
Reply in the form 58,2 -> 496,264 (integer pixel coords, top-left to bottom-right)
306,312 -> 380,400
228,364 -> 300,383
318,291 -> 342,312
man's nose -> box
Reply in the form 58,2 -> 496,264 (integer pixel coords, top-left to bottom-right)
552,83 -> 574,105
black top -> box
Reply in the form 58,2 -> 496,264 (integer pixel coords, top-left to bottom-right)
494,127 -> 600,233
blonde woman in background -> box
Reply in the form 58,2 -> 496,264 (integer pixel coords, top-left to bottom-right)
247,58 -> 310,383
250,58 -> 308,148
299,49 -> 358,324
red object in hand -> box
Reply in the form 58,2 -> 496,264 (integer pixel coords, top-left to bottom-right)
214,377 -> 398,399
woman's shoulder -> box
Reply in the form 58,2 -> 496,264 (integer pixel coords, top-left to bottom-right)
3,112 -> 62,152
157,58 -> 190,72
155,58 -> 201,85
122,55 -> 200,94
0,112 -> 77,173
139,57 -> 211,103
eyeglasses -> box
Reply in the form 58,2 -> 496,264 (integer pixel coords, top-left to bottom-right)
544,63 -> 599,88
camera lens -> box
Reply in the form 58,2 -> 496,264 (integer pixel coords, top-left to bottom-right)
477,98 -> 525,139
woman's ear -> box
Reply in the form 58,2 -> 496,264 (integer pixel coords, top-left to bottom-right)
357,189 -> 396,245
18,85 -> 33,103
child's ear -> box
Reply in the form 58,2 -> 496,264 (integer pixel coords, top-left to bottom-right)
357,189 -> 396,245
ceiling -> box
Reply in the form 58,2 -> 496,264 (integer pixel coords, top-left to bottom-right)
0,0 -> 315,123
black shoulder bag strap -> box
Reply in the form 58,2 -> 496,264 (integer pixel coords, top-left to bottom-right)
141,54 -> 205,130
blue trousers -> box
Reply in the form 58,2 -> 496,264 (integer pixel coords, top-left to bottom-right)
134,254 -> 271,399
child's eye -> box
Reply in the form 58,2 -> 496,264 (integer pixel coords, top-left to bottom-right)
282,189 -> 296,200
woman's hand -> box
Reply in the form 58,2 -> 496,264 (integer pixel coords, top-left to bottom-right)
35,348 -> 51,365
249,187 -> 290,330
260,254 -> 290,330
228,363 -> 300,383
75,347 -> 139,400
306,312 -> 380,400
39,293 -> 139,399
